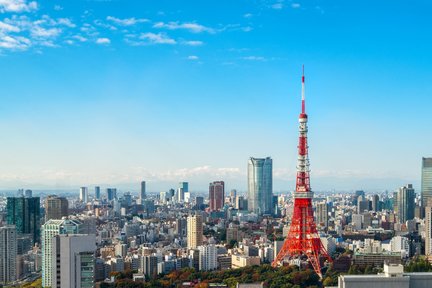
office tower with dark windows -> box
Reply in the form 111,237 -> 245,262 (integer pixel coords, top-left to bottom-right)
371,194 -> 380,212
140,181 -> 146,201
247,157 -> 273,215
195,196 -> 204,210
397,184 -> 416,223
95,186 -> 101,200
24,189 -> 32,198
45,195 -> 68,221
6,197 -> 41,244
51,234 -> 96,288
79,187 -> 88,203
209,181 -> 225,211
0,225 -> 17,284
106,188 -> 117,201
422,158 -> 432,207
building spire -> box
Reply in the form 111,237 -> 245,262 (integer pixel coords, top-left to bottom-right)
302,65 -> 305,114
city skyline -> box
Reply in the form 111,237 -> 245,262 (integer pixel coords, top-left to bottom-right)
1,0 -> 431,191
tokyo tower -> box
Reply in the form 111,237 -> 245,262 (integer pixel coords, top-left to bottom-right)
272,67 -> 332,277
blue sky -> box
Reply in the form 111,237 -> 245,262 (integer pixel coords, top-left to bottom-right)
0,0 -> 431,192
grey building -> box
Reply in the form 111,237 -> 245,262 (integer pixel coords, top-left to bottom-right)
247,157 -> 273,215
0,226 -> 17,284
397,184 -> 415,223
140,181 -> 146,201
51,234 -> 96,288
422,158 -> 432,207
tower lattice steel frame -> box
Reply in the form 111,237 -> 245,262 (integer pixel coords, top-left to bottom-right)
272,67 -> 332,277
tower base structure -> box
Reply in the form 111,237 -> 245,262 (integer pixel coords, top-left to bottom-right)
272,197 -> 332,277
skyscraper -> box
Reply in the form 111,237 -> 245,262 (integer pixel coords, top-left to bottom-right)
0,226 -> 17,284
140,181 -> 146,201
397,184 -> 416,223
425,206 -> 432,256
51,234 -> 96,288
247,157 -> 273,215
316,201 -> 328,229
209,181 -> 225,211
6,197 -> 41,244
95,186 -> 101,200
106,188 -> 117,201
79,187 -> 88,203
45,195 -> 69,221
42,218 -> 82,287
422,158 -> 432,207
187,214 -> 203,249
371,194 -> 380,212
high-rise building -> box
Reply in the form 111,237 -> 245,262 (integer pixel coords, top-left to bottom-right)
51,234 -> 95,288
95,186 -> 101,200
247,157 -> 273,215
397,184 -> 415,223
24,189 -> 32,198
198,244 -> 217,271
425,206 -> 432,256
235,196 -> 247,210
140,181 -> 146,201
316,201 -> 328,228
187,215 -> 203,249
106,188 -> 117,201
79,187 -> 88,203
209,181 -> 225,211
179,182 -> 189,193
45,195 -> 69,221
0,226 -> 17,284
176,218 -> 187,237
6,197 -> 41,244
422,158 -> 432,207
42,218 -> 82,287
357,195 -> 371,213
371,194 -> 380,212
141,255 -> 158,278
195,196 -> 204,210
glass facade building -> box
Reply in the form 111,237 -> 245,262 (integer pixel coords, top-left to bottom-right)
247,157 -> 273,215
6,197 -> 41,244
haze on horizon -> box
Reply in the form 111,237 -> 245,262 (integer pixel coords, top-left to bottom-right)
0,0 -> 431,192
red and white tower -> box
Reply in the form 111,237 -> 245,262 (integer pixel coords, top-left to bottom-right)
273,67 -> 332,277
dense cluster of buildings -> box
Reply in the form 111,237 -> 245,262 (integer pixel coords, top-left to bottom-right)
0,157 -> 430,287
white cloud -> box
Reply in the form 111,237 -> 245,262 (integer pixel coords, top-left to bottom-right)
292,3 -> 301,9
0,34 -> 30,49
56,18 -> 75,28
65,39 -> 73,45
53,5 -> 62,11
242,56 -> 266,61
187,55 -> 198,60
153,21 -> 214,33
182,40 -> 203,46
139,32 -> 176,45
96,37 -> 110,44
0,20 -> 20,32
243,13 -> 253,18
31,26 -> 61,38
106,16 -> 148,26
72,34 -> 87,42
0,0 -> 37,13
